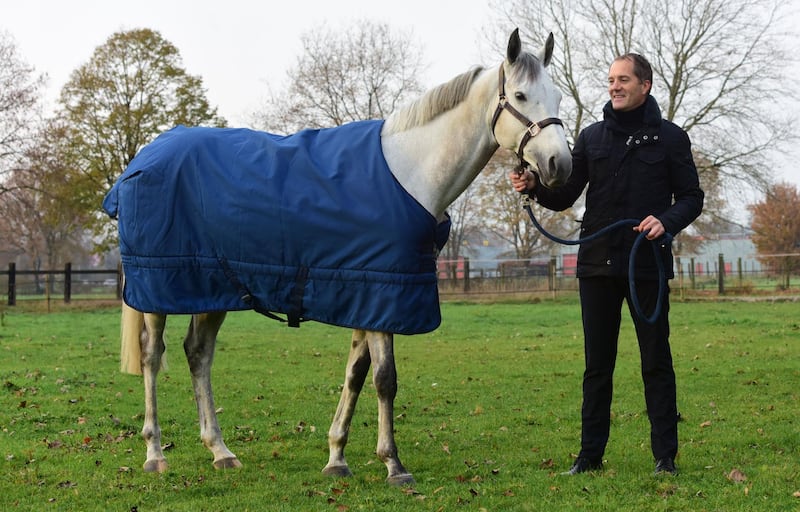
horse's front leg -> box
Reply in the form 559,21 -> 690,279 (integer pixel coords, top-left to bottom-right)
184,312 -> 242,469
323,329 -> 372,478
367,330 -> 414,486
141,313 -> 168,473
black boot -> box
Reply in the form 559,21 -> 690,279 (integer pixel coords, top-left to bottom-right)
561,457 -> 603,475
654,457 -> 677,476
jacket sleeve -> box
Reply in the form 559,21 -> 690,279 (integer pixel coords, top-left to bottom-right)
532,130 -> 588,211
657,126 -> 704,235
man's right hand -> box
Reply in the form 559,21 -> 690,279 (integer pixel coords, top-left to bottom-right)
509,168 -> 537,193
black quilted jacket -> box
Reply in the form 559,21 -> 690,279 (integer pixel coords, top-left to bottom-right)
533,95 -> 704,280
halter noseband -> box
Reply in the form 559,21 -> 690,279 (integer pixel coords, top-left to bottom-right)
490,65 -> 563,171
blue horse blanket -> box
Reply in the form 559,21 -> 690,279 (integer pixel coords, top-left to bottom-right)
103,120 -> 449,334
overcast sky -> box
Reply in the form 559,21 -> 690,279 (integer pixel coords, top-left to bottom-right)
3,0 -> 499,124
3,0 -> 799,190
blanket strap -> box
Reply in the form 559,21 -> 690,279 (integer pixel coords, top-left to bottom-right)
287,266 -> 309,328
218,257 -> 306,326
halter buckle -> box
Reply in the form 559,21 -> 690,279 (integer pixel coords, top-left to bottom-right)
526,123 -> 542,138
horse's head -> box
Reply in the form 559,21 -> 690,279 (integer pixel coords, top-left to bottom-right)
490,29 -> 572,189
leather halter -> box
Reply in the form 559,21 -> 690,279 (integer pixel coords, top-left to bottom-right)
490,65 -> 563,170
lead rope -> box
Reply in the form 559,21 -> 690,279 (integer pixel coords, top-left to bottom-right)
520,194 -> 672,324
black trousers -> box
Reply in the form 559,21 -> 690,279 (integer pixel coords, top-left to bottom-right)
577,276 -> 678,461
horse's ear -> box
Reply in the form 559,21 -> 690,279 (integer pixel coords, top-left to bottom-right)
506,28 -> 521,64
538,33 -> 555,67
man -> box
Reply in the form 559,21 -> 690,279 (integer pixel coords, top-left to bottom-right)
510,54 -> 704,476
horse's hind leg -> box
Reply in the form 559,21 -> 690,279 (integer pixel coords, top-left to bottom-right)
141,313 -> 169,473
367,330 -> 414,486
323,329 -> 372,478
184,312 -> 242,469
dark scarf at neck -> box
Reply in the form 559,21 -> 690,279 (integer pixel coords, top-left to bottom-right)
611,101 -> 647,130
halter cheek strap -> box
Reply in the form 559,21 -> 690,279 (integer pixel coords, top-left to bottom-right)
490,65 -> 563,164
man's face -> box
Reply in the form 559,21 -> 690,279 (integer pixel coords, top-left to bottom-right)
608,59 -> 650,111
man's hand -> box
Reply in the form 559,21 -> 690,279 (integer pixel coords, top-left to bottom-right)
635,215 -> 665,240
509,168 -> 537,193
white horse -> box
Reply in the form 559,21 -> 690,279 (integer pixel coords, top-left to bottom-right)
115,29 -> 571,485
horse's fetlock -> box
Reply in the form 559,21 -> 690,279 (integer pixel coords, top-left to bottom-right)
141,426 -> 160,442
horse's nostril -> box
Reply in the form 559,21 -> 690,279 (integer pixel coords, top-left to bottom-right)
539,155 -> 572,189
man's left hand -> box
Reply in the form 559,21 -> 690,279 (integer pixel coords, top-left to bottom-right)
635,215 -> 665,240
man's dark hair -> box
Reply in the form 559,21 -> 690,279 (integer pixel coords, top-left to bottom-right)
615,53 -> 653,85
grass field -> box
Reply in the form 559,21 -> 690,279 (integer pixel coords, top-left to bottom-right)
1,298 -> 798,511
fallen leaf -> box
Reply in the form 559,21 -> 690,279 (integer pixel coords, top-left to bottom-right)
727,468 -> 747,483
700,420 -> 712,428
442,443 -> 450,455
540,458 -> 554,469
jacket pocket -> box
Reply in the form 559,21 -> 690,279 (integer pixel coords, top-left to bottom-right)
586,144 -> 611,181
631,147 -> 669,193
635,147 -> 666,166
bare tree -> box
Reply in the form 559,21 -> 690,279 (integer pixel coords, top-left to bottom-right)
0,120 -> 87,271
440,184 -> 482,264
254,20 -> 425,132
0,31 -> 45,194
475,150 -> 579,260
488,0 -> 797,223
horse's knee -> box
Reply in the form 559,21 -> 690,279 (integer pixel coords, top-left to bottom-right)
372,366 -> 398,398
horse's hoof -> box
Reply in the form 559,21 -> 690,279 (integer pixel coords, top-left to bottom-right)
322,464 -> 353,478
213,457 -> 243,469
386,473 -> 415,486
143,459 -> 168,473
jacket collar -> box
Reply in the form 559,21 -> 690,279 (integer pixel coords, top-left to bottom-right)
603,95 -> 662,147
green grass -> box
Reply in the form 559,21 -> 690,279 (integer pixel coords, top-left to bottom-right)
1,299 -> 799,511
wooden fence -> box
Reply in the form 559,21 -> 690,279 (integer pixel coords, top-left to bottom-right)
2,262 -> 122,305
2,254 -> 799,306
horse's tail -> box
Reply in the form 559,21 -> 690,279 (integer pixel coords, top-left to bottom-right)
120,302 -> 144,375
120,302 -> 168,375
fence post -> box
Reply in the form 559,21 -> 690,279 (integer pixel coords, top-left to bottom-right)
548,256 -> 557,291
737,257 -> 743,288
463,257 -> 470,293
64,262 -> 72,303
718,253 -> 725,295
689,257 -> 696,290
7,263 -> 15,306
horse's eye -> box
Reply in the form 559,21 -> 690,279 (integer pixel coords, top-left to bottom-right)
514,92 -> 527,102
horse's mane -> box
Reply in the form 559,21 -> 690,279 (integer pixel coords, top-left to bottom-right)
385,67 -> 485,134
